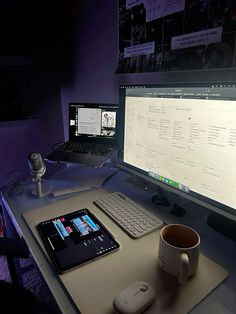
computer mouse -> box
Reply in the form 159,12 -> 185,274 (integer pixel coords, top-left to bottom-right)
113,281 -> 156,314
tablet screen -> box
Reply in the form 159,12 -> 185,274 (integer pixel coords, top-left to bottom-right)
37,208 -> 120,273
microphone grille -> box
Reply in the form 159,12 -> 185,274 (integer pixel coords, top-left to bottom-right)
28,152 -> 45,175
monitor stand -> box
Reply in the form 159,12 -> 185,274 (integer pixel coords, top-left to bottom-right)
207,212 -> 236,242
127,174 -> 157,191
127,175 -> 170,206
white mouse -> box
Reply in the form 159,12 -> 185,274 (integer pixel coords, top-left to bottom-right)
113,281 -> 156,314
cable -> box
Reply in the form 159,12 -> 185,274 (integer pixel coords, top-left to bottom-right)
51,142 -> 65,152
5,170 -> 24,196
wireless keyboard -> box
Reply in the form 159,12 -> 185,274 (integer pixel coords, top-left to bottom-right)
93,192 -> 163,239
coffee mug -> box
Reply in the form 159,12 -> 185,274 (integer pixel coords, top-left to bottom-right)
158,224 -> 200,285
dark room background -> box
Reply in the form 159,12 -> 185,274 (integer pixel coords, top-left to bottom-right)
0,0 -> 235,187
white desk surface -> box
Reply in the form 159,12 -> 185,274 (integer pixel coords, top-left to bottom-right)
1,167 -> 236,314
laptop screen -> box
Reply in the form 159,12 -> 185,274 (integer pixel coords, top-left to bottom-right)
69,103 -> 118,143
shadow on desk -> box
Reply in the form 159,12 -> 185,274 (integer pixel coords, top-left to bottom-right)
52,163 -> 118,189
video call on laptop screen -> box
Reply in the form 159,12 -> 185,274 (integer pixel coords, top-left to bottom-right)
69,103 -> 118,143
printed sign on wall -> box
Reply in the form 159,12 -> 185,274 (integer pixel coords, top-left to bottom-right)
117,0 -> 236,73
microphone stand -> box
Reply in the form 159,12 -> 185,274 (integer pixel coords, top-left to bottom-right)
31,173 -> 51,198
33,173 -> 44,198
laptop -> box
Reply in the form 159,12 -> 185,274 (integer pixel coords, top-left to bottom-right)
46,103 -> 119,168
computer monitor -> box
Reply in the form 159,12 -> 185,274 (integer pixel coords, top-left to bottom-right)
118,82 -> 236,240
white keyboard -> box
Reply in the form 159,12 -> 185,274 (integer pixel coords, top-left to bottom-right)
94,192 -> 163,239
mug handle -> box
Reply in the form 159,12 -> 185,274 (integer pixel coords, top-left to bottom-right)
178,252 -> 189,285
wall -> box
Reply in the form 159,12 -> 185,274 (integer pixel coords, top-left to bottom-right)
60,0 -> 236,140
2,0 -> 234,187
60,1 -> 119,139
0,65 -> 65,187
0,121 -> 38,186
0,0 -> 72,187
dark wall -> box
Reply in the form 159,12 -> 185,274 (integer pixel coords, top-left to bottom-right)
1,0 -> 236,187
0,0 -> 69,64
0,0 -> 72,186
61,0 -> 119,139
0,66 -> 65,186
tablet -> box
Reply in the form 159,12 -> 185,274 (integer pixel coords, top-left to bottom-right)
37,208 -> 120,273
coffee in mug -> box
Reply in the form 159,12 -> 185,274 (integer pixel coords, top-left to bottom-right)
158,224 -> 200,284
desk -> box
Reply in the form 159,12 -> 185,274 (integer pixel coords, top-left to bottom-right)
1,168 -> 236,313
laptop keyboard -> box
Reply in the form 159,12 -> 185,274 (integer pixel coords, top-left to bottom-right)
59,142 -> 113,155
94,192 -> 163,239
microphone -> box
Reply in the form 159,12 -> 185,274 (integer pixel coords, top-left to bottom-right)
28,153 -> 50,197
28,153 -> 46,178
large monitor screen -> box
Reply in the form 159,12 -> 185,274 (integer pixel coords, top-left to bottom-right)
118,83 -> 236,221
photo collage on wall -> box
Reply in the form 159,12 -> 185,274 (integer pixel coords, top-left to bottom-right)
116,0 -> 236,73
